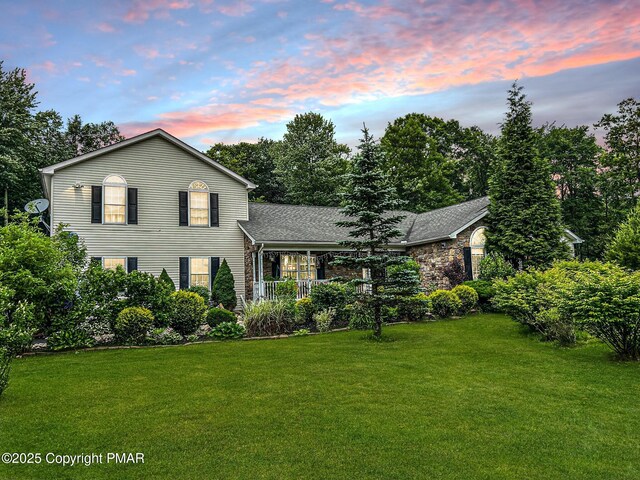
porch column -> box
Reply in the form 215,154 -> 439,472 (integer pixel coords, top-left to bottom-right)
251,252 -> 256,299
307,250 -> 311,293
258,251 -> 264,298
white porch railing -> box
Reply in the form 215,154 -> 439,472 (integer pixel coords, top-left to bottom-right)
253,279 -> 330,301
253,279 -> 370,301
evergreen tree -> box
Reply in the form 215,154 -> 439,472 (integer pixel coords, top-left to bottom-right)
159,268 -> 176,291
538,124 -> 606,258
486,83 -> 568,269
333,125 -> 405,338
273,112 -> 350,206
211,259 -> 236,311
607,203 -> 640,270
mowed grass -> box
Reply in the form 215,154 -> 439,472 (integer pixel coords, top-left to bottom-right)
1,314 -> 640,480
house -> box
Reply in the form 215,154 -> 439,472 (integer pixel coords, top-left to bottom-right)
40,129 -> 583,303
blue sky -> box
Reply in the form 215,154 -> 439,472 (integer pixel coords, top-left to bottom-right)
1,0 -> 638,148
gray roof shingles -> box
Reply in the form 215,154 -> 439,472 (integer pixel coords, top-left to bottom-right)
239,196 -> 489,246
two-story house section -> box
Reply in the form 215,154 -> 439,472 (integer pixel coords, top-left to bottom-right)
40,129 -> 256,300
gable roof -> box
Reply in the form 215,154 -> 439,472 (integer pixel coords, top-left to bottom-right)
239,197 -> 491,246
39,128 -> 256,190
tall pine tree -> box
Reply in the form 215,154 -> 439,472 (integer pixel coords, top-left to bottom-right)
486,83 -> 568,269
333,125 -> 405,338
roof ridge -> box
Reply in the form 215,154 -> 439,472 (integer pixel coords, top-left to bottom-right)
414,196 -> 489,217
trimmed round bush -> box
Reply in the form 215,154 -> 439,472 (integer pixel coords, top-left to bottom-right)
429,290 -> 462,318
452,284 -> 479,315
462,280 -> 495,310
115,307 -> 154,344
170,291 -> 207,335
207,307 -> 236,327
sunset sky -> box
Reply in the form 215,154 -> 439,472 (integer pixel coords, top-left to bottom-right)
1,0 -> 638,148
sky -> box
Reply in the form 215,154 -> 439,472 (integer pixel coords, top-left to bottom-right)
1,0 -> 639,149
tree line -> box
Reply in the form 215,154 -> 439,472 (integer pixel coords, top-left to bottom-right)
2,60 -> 638,261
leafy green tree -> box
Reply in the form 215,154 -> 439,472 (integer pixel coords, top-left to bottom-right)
607,203 -> 640,270
62,114 -> 124,157
486,83 -> 568,269
538,124 -> 606,258
273,112 -> 350,206
380,114 -> 463,212
0,62 -> 38,220
457,126 -> 498,199
333,125 -> 406,338
211,259 -> 237,310
205,138 -> 284,203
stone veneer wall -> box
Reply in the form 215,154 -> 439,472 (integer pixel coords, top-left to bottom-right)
407,220 -> 486,290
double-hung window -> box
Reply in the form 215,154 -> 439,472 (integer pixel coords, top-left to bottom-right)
103,175 -> 127,224
190,257 -> 209,287
189,181 -> 209,226
281,254 -> 317,280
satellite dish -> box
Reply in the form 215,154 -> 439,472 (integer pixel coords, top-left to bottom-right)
24,198 -> 49,214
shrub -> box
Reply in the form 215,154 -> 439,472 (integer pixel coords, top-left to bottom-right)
211,259 -> 237,310
0,301 -> 36,355
442,258 -> 465,287
429,290 -> 462,318
607,203 -> 640,270
386,259 -> 422,298
170,291 -> 207,335
114,307 -> 154,344
159,268 -> 176,291
292,328 -> 310,336
462,280 -> 495,310
561,267 -> 640,359
0,348 -> 10,397
242,299 -> 296,337
125,270 -> 174,326
210,321 -> 245,340
451,284 -> 479,315
147,327 -> 183,345
207,307 -> 236,327
396,293 -> 431,322
77,262 -> 127,328
275,279 -> 297,300
347,302 -> 374,330
47,328 -> 94,351
479,252 -> 516,281
294,297 -> 314,325
310,282 -> 350,323
186,286 -> 211,305
314,308 -> 335,333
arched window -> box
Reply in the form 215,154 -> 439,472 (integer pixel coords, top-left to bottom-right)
189,180 -> 209,226
103,175 -> 127,224
469,226 -> 486,280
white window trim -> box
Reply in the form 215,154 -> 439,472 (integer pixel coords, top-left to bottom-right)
103,174 -> 127,225
101,256 -> 129,273
469,226 -> 487,280
188,180 -> 210,227
188,256 -> 211,288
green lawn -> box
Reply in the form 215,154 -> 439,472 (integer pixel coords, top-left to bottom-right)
1,314 -> 639,480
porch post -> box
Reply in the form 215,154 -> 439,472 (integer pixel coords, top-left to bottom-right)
258,251 -> 264,298
251,252 -> 256,299
307,250 -> 311,293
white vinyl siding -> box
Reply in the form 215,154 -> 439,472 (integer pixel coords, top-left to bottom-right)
50,136 -> 248,301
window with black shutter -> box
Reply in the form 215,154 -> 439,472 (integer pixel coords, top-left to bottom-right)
91,186 -> 102,223
127,188 -> 138,225
178,191 -> 188,226
127,257 -> 138,272
210,193 -> 219,227
179,257 -> 189,289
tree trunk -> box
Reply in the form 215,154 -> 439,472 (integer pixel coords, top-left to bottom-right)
373,301 -> 382,338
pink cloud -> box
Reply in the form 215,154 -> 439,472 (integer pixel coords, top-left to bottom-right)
96,22 -> 116,33
217,1 -> 254,17
133,45 -> 175,59
123,0 -> 193,23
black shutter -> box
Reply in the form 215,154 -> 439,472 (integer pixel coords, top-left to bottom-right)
127,188 -> 138,225
179,191 -> 188,226
271,254 -> 281,279
91,256 -> 102,265
210,193 -> 219,227
317,257 -> 325,280
91,186 -> 102,223
127,257 -> 138,272
463,247 -> 473,281
179,257 -> 189,289
210,257 -> 220,289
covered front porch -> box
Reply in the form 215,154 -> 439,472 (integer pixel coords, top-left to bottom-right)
249,248 -> 359,301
